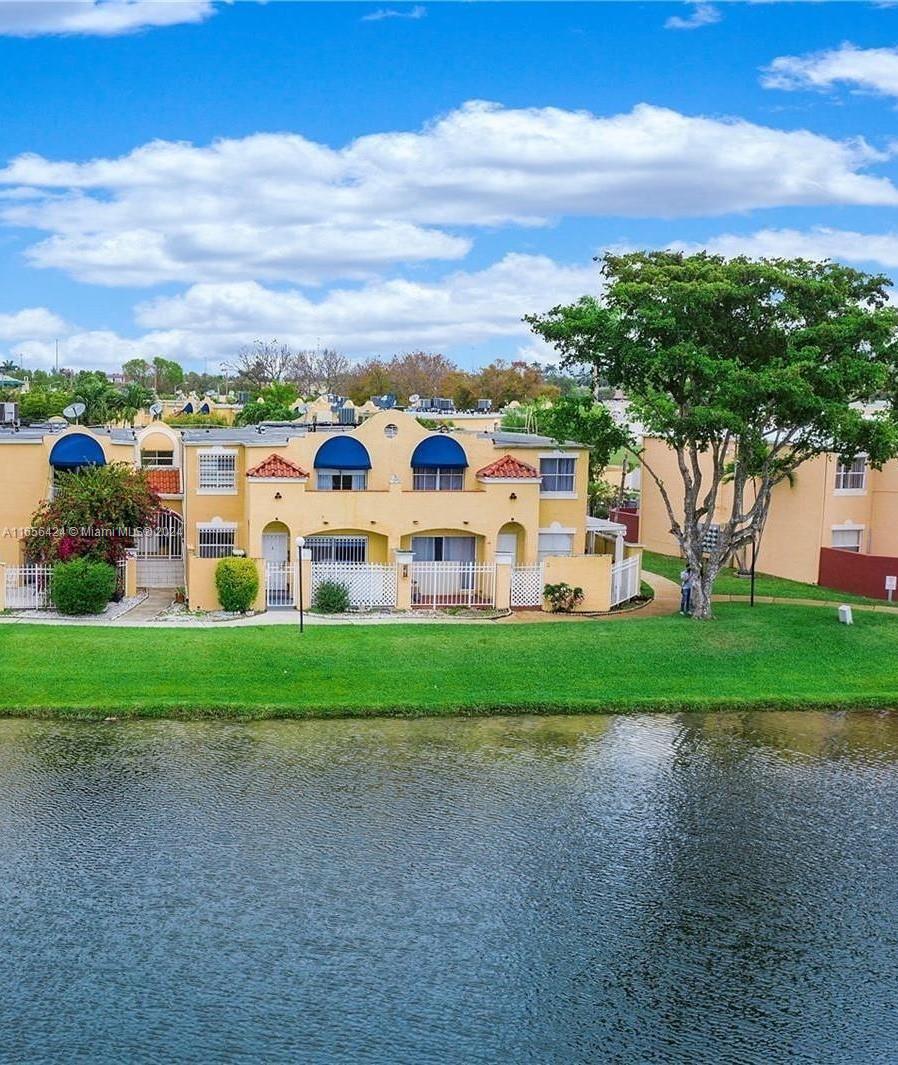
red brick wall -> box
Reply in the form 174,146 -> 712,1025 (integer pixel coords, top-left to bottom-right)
610,507 -> 640,543
818,547 -> 898,601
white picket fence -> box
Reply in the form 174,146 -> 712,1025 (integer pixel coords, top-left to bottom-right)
610,555 -> 641,607
410,562 -> 495,609
311,561 -> 397,610
4,559 -> 127,610
511,565 -> 543,607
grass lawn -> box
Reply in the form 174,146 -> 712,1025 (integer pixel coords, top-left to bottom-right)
1,604 -> 897,718
642,550 -> 887,606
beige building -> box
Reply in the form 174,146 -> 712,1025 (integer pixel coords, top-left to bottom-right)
639,436 -> 898,584
0,411 -> 642,612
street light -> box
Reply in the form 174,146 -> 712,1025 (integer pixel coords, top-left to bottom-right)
296,536 -> 305,632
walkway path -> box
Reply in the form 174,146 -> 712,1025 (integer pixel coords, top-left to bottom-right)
113,588 -> 175,624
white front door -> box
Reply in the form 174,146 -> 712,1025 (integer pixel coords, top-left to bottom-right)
497,532 -> 518,563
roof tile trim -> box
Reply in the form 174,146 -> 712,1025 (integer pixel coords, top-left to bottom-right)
246,453 -> 309,479
475,454 -> 541,480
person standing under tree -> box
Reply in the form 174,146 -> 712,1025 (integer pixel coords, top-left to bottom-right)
680,567 -> 695,615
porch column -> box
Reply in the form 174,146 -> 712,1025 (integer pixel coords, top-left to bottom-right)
124,550 -> 138,597
395,549 -> 413,611
253,557 -> 266,612
0,562 -> 6,611
494,551 -> 513,611
614,532 -> 625,566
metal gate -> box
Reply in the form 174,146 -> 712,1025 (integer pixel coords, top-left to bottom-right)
410,562 -> 496,608
266,560 -> 295,608
135,508 -> 184,588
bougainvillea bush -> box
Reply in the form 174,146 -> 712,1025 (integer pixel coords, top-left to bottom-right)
26,463 -> 159,565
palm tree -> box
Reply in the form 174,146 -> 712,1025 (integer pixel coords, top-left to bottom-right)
113,382 -> 155,426
0,359 -> 22,376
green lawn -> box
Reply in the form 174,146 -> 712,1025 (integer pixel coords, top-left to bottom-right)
643,550 -> 887,606
1,605 -> 897,718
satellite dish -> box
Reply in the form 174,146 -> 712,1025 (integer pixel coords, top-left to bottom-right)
409,394 -> 420,404
62,402 -> 86,422
149,402 -> 163,418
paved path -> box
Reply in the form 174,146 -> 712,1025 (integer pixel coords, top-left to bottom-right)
113,588 -> 176,624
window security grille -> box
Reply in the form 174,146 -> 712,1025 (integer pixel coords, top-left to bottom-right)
198,452 -> 236,490
197,526 -> 236,558
305,536 -> 368,563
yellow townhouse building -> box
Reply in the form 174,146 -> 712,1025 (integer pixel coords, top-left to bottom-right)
1,410 -> 642,612
639,435 -> 898,597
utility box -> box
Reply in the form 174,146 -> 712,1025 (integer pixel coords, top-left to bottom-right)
838,605 -> 854,625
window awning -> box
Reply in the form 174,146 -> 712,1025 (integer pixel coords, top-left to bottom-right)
49,433 -> 106,470
181,402 -> 194,414
313,435 -> 372,470
199,402 -> 211,414
410,435 -> 468,469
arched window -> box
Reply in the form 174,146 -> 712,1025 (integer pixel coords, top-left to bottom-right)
411,435 -> 468,491
313,436 -> 371,491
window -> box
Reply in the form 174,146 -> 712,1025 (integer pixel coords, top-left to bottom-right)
411,535 -> 475,561
384,423 -> 398,438
540,456 -> 575,494
306,536 -> 368,562
316,469 -> 367,491
141,449 -> 174,467
835,457 -> 867,491
413,467 -> 464,491
538,531 -> 574,560
197,525 -> 236,558
832,528 -> 863,553
198,451 -> 236,491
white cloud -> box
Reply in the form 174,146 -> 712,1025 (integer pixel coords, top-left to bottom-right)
8,253 -> 597,369
1,101 -> 895,287
762,42 -> 898,97
0,307 -> 69,341
0,1 -> 218,38
669,226 -> 898,268
665,4 -> 721,31
361,5 -> 426,22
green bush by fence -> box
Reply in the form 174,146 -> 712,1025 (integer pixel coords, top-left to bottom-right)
51,559 -> 117,615
215,557 -> 259,613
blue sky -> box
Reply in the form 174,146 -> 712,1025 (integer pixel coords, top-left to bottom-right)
1,1 -> 898,373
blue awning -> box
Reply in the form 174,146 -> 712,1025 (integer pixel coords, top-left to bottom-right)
49,433 -> 107,470
199,402 -> 211,414
181,402 -> 194,414
410,435 -> 468,469
313,435 -> 372,470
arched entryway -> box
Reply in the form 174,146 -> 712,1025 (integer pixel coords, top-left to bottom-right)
262,521 -> 294,608
497,521 -> 526,565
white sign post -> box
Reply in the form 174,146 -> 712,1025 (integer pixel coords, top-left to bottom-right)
886,575 -> 897,603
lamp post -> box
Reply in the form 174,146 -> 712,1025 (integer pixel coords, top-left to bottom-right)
296,535 -> 305,633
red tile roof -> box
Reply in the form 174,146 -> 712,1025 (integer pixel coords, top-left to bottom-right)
246,454 -> 309,479
146,468 -> 182,495
476,454 -> 541,480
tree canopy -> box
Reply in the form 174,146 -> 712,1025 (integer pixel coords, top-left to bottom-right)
528,251 -> 898,617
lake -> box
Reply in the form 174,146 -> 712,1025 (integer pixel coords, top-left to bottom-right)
1,712 -> 897,1063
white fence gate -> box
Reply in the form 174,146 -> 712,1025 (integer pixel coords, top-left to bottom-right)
265,560 -> 295,608
135,509 -> 184,588
410,562 -> 495,609
511,565 -> 543,607
5,564 -> 53,609
311,562 -> 397,610
610,555 -> 641,607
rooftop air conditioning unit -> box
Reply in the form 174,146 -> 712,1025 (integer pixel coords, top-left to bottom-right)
0,402 -> 18,426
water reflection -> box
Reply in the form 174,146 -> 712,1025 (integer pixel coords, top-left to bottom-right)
0,713 -> 897,1063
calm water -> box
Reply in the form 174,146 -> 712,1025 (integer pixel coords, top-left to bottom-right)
1,713 -> 898,1063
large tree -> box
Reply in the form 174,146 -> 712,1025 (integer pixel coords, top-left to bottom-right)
528,251 -> 898,618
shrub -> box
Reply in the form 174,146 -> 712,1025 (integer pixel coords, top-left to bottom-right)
215,556 -> 259,613
544,581 -> 584,613
313,579 -> 350,613
51,558 -> 117,615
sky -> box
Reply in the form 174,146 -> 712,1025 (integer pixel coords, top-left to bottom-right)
2,1 -> 898,374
